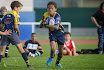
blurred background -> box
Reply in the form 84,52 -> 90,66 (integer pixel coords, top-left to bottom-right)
0,0 -> 103,40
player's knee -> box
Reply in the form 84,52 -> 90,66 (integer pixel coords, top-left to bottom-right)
51,49 -> 55,54
39,48 -> 44,53
39,50 -> 44,54
24,49 -> 29,53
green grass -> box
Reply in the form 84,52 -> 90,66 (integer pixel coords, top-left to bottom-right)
37,35 -> 98,40
0,44 -> 104,70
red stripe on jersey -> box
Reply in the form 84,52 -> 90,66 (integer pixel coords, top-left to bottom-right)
18,17 -> 20,22
42,16 -> 44,20
102,11 -> 104,14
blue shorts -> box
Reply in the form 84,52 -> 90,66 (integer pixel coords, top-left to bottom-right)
49,35 -> 65,45
1,32 -> 21,46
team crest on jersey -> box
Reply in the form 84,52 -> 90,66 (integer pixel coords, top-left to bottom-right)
4,18 -> 13,24
17,17 -> 20,22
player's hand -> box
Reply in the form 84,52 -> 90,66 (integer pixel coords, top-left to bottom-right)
17,31 -> 20,36
42,21 -> 47,25
4,29 -> 12,35
96,24 -> 102,28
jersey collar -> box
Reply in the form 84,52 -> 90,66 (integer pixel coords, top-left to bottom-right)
10,10 -> 20,17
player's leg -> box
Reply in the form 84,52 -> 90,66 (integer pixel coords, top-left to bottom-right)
0,35 -> 9,62
5,45 -> 9,58
24,48 -> 29,56
98,28 -> 103,54
50,41 -> 56,58
10,33 -> 33,68
55,37 -> 65,68
72,48 -> 79,56
62,49 -> 67,55
15,43 -> 33,68
55,49 -> 67,55
46,40 -> 56,66
29,46 -> 44,57
55,44 -> 64,68
0,45 -> 7,62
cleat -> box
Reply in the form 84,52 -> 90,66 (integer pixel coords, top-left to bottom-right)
27,65 -> 34,69
46,57 -> 53,66
55,63 -> 63,68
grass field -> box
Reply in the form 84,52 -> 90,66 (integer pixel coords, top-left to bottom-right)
0,43 -> 104,70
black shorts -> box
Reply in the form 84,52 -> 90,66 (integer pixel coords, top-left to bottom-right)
50,35 -> 65,45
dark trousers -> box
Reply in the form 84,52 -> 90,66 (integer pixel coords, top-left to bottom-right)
97,27 -> 104,52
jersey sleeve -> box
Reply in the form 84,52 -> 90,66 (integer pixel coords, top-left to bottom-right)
92,11 -> 99,19
55,15 -> 61,25
14,16 -> 20,25
72,41 -> 75,48
40,13 -> 47,23
23,41 -> 28,49
36,41 -> 41,46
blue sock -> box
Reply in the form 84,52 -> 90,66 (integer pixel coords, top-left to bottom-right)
22,52 -> 30,66
0,55 -> 2,62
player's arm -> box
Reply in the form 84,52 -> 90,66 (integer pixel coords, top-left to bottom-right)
14,24 -> 20,36
91,17 -> 101,28
45,16 -> 61,30
64,47 -> 72,56
0,30 -> 11,35
40,20 -> 46,28
14,16 -> 20,36
71,41 -> 79,56
45,24 -> 59,30
40,15 -> 47,28
23,41 -> 29,53
64,44 -> 72,56
91,11 -> 101,28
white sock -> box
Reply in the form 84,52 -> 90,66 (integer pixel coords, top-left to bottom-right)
55,50 -> 59,55
29,51 -> 41,57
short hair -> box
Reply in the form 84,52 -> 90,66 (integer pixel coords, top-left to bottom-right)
47,1 -> 57,8
64,32 -> 71,36
31,33 -> 36,36
99,2 -> 104,10
0,6 -> 7,12
11,1 -> 23,10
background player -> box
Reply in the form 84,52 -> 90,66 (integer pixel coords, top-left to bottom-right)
0,1 -> 33,68
0,6 -> 10,58
56,32 -> 79,56
91,2 -> 104,54
23,33 -> 44,57
40,1 -> 65,68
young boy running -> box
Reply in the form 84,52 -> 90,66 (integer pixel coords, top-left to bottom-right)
0,1 -> 33,68
40,1 -> 65,68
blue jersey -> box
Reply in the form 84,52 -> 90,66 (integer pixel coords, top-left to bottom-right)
40,12 -> 64,38
1,10 -> 20,32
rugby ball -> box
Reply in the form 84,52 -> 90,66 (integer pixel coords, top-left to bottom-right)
46,17 -> 55,31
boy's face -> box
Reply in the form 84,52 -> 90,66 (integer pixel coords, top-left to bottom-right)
31,34 -> 37,41
14,6 -> 22,14
47,4 -> 57,16
1,10 -> 7,15
65,34 -> 71,41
